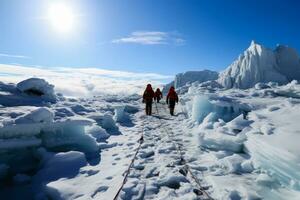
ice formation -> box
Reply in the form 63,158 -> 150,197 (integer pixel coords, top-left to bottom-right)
0,78 -> 57,106
178,79 -> 300,199
163,70 -> 218,93
174,70 -> 218,88
218,41 -> 300,89
17,78 -> 57,102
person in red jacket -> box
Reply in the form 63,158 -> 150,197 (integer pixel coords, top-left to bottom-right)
154,88 -> 163,103
143,84 -> 155,115
166,86 -> 178,116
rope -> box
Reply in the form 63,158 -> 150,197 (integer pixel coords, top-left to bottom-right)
112,100 -> 213,200
154,101 -> 214,200
112,120 -> 144,200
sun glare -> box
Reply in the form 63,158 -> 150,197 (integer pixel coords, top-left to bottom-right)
48,3 -> 75,33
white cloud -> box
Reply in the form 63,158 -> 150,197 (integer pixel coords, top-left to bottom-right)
0,53 -> 30,59
0,64 -> 172,97
112,31 -> 185,45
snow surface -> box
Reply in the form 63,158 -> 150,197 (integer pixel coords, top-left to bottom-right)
1,75 -> 300,200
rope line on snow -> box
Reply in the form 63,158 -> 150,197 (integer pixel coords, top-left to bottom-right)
112,117 -> 145,200
154,101 -> 214,200
112,100 -> 213,200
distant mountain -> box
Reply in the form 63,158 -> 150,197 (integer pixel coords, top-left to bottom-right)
217,41 -> 300,89
162,70 -> 218,93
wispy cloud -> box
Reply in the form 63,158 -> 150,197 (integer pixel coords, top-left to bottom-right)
0,53 -> 31,59
0,64 -> 172,97
112,31 -> 185,45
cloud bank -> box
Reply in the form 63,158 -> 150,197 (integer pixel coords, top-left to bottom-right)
0,53 -> 30,59
112,31 -> 185,45
0,64 -> 172,97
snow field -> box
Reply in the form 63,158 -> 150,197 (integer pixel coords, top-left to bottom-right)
0,79 -> 143,199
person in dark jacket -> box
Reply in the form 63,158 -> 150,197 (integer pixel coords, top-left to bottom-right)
143,84 -> 155,115
154,88 -> 163,103
166,86 -> 178,116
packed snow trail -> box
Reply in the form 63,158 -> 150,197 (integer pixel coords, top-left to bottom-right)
116,102 -> 213,200
113,119 -> 145,200
153,102 -> 213,200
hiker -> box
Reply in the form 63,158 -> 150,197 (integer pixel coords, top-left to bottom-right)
166,86 -> 178,116
154,88 -> 163,103
142,84 -> 155,115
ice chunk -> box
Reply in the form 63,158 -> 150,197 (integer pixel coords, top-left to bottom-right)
226,115 -> 253,134
241,160 -> 254,173
87,113 -> 120,134
124,105 -> 139,114
192,96 -> 214,122
219,154 -> 247,174
70,104 -> 95,114
41,120 -> 99,153
255,173 -> 274,187
191,95 -> 246,123
199,131 -> 245,153
14,107 -> 54,124
17,78 -> 57,102
114,106 -> 130,123
85,124 -> 110,142
54,107 -> 75,118
34,151 -> 87,184
0,123 -> 42,138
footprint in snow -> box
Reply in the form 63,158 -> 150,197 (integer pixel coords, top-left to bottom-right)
91,186 -> 109,198
127,142 -> 135,146
125,154 -> 133,158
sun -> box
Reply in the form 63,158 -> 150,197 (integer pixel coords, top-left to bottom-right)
48,3 -> 75,33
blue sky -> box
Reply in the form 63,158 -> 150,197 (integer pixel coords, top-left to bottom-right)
0,0 -> 300,75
